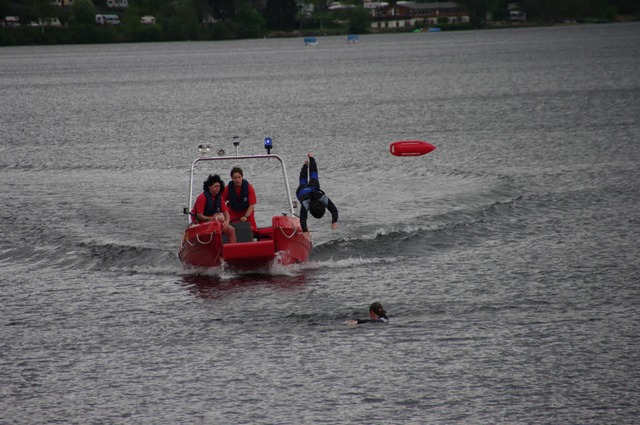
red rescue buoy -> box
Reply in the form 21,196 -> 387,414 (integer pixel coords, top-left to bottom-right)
390,140 -> 436,157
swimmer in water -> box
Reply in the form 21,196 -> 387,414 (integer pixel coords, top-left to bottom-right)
346,302 -> 389,325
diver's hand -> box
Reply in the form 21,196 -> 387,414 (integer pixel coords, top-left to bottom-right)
331,222 -> 338,230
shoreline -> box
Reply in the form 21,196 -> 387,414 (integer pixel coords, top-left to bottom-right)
1,18 -> 638,48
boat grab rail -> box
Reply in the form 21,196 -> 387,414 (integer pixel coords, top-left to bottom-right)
186,153 -> 295,226
277,225 -> 299,239
183,232 -> 215,246
180,232 -> 222,266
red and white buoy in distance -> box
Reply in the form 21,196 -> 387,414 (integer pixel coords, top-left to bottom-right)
390,140 -> 436,157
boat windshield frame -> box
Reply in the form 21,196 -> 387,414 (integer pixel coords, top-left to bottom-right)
186,154 -> 295,226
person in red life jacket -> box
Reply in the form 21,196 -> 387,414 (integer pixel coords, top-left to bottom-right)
222,166 -> 257,231
346,302 -> 389,325
296,153 -> 338,240
191,174 -> 237,244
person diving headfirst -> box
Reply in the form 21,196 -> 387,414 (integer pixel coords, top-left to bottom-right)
296,153 -> 338,239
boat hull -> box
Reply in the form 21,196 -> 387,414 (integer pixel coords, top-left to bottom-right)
178,215 -> 311,270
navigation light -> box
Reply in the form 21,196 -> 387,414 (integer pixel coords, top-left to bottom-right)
264,137 -> 273,154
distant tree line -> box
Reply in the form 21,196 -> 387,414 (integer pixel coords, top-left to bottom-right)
454,0 -> 638,24
1,0 -> 638,46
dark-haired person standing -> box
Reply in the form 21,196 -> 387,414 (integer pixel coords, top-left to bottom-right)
296,153 -> 338,239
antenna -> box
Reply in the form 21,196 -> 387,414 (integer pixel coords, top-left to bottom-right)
232,136 -> 240,156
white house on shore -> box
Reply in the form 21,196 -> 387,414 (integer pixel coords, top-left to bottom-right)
140,16 -> 156,25
107,0 -> 129,8
2,16 -> 21,27
369,1 -> 469,30
95,14 -> 120,25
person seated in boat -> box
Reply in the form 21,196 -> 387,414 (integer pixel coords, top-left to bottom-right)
296,153 -> 338,239
222,166 -> 257,231
191,174 -> 237,244
346,302 -> 389,325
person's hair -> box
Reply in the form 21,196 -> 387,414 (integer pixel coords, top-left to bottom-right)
203,174 -> 224,192
309,200 -> 326,218
369,302 -> 387,319
230,167 -> 243,178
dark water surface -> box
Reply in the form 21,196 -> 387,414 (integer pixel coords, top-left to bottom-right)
2,23 -> 639,424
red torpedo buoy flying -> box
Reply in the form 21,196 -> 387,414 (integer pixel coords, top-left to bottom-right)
390,140 -> 436,157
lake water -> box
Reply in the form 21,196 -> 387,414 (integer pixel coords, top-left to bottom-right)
1,23 -> 639,424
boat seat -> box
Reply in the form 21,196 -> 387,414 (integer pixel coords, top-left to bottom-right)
255,227 -> 273,240
229,222 -> 253,243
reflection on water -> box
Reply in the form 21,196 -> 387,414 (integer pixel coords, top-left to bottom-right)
180,272 -> 307,299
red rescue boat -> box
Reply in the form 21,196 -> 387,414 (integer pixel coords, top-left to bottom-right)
178,142 -> 311,270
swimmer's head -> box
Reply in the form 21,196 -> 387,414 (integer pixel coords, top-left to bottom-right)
369,302 -> 387,319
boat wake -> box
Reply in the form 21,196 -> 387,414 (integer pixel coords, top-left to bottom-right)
312,195 -> 525,261
0,165 -> 527,277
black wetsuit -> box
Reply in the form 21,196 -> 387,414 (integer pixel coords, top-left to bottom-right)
295,157 -> 338,232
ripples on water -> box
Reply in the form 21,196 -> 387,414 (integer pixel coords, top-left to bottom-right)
1,23 -> 639,424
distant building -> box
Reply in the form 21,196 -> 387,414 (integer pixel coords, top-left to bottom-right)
140,16 -> 156,25
327,2 -> 355,10
299,3 -> 314,18
95,14 -> 121,25
509,10 -> 527,22
40,17 -> 62,27
107,0 -> 129,8
506,2 -> 527,22
2,16 -> 21,28
371,1 -> 469,30
364,0 -> 389,11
